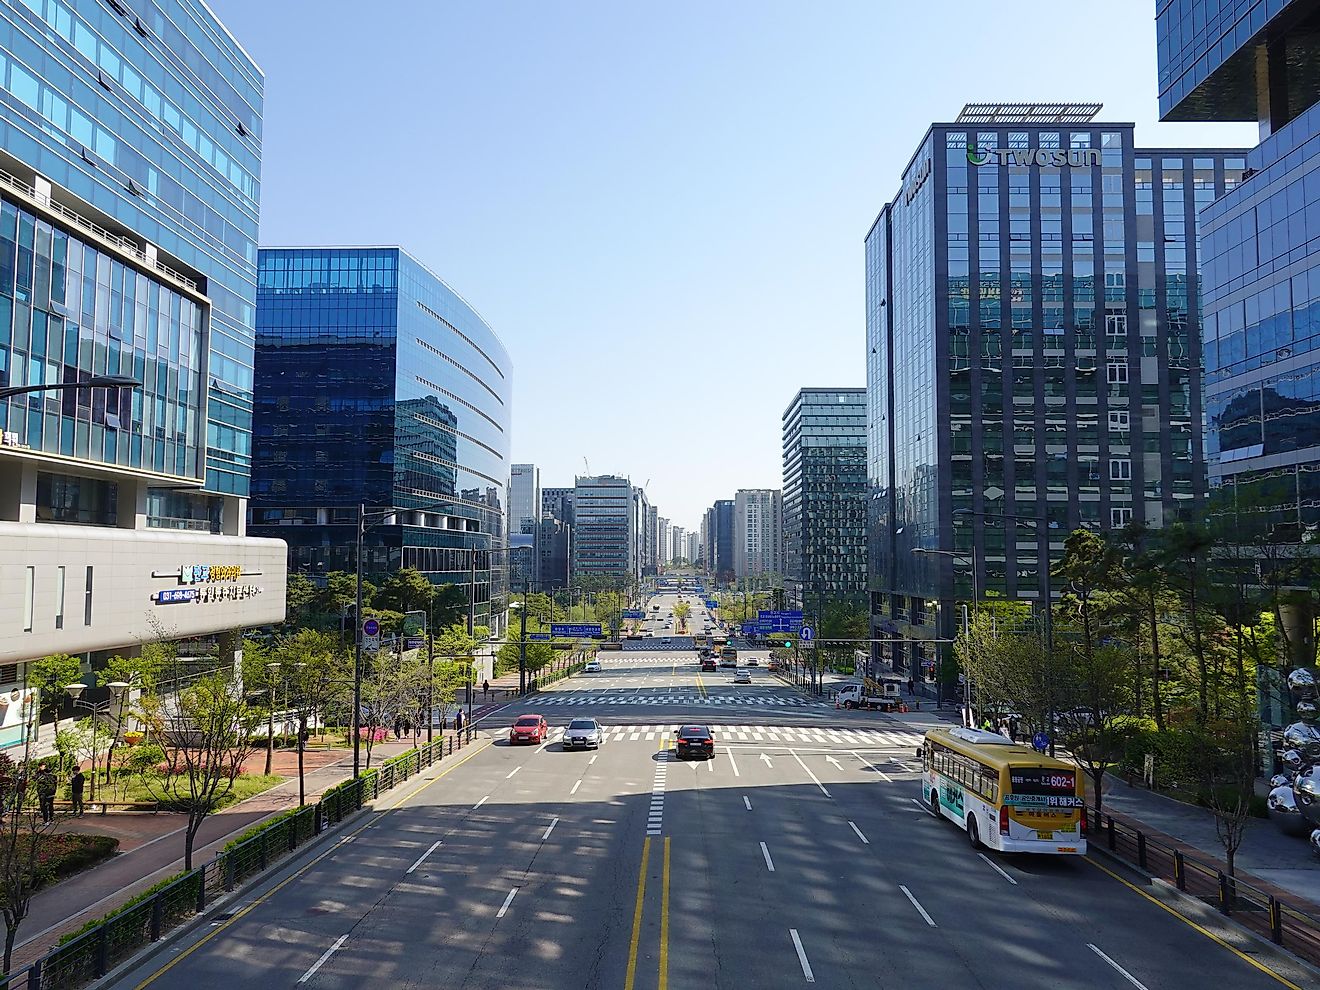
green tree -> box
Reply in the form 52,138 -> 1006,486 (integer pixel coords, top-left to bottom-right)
284,572 -> 319,629
373,568 -> 435,617
672,600 -> 691,632
27,653 -> 81,722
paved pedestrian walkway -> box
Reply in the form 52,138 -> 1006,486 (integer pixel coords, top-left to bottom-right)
8,737 -> 423,972
1096,775 -> 1320,911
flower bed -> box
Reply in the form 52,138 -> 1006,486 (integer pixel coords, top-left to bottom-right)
35,833 -> 119,887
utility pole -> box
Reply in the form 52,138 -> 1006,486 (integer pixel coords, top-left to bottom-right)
519,573 -> 529,695
353,503 -> 364,779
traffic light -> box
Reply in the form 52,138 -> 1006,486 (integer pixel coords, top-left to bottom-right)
783,641 -> 792,648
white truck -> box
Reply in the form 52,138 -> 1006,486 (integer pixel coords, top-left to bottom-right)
836,677 -> 904,712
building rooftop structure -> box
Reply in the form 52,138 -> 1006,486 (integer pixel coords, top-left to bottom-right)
953,102 -> 1103,125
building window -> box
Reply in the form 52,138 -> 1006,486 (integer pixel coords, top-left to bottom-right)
1107,361 -> 1128,384
36,473 -> 119,526
1110,458 -> 1132,481
23,567 -> 34,633
1105,313 -> 1127,336
1108,410 -> 1130,431
55,566 -> 65,630
1111,507 -> 1133,527
84,566 -> 94,626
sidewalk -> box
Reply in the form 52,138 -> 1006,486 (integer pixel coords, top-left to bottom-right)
8,737 -> 421,971
1095,775 -> 1320,912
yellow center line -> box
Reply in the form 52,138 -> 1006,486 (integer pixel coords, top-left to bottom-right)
1084,856 -> 1303,990
134,738 -> 492,989
624,837 -> 652,990
659,837 -> 671,990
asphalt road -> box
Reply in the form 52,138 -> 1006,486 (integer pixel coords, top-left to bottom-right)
109,603 -> 1310,990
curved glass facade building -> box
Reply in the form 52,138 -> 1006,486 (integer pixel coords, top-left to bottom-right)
250,247 -> 511,630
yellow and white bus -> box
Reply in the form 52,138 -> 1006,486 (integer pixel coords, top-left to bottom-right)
918,726 -> 1086,855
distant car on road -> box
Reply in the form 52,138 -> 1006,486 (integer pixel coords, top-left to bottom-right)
745,656 -> 758,666
584,659 -> 602,673
675,724 -> 715,760
701,657 -> 717,671
662,637 -> 671,645
733,668 -> 751,684
509,714 -> 548,745
563,717 -> 605,750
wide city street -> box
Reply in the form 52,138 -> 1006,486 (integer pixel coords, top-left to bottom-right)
110,597 -> 1298,989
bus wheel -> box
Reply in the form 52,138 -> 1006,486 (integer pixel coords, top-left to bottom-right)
966,814 -> 982,849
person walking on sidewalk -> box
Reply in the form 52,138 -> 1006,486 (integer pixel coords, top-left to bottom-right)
70,767 -> 86,816
35,767 -> 56,823
482,679 -> 490,700
455,709 -> 464,734
908,676 -> 915,696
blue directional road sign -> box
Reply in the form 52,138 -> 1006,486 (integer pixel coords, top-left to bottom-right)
528,632 -> 551,641
740,621 -> 758,636
705,599 -> 719,609
799,626 -> 814,641
757,610 -> 803,633
622,609 -> 645,620
1032,731 -> 1050,753
551,623 -> 603,638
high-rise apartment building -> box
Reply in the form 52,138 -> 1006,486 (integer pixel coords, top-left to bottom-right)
0,0 -> 285,716
866,103 -> 1245,681
670,524 -> 686,564
733,489 -> 782,580
250,247 -> 511,632
686,530 -> 701,568
657,516 -> 670,566
783,388 -> 867,611
1156,4 -> 1320,539
644,502 -> 658,575
572,474 -> 634,582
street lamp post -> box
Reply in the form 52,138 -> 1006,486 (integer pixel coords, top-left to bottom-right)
263,661 -> 281,776
64,681 -> 132,801
951,506 -> 1057,751
911,547 -> 979,725
0,374 -> 140,401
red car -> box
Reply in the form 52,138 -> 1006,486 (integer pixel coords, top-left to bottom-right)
510,714 -> 548,744
675,724 -> 715,760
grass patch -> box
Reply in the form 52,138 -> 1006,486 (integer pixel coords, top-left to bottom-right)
104,773 -> 284,812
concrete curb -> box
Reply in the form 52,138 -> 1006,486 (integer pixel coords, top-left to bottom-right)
1087,842 -> 1320,988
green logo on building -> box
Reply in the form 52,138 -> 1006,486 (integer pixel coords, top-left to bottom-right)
967,141 -> 992,166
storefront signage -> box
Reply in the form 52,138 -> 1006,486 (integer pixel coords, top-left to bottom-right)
152,584 -> 262,606
155,588 -> 200,605
1,431 -> 30,450
967,145 -> 1100,168
179,564 -> 243,584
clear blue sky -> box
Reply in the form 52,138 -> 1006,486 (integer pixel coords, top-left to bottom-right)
210,0 -> 1254,532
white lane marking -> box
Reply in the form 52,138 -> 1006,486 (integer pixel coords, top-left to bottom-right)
506,766 -> 521,779
297,933 -> 348,983
789,929 -> 815,983
589,754 -> 598,765
851,750 -> 893,782
542,817 -> 559,841
496,887 -> 519,919
474,795 -> 489,809
899,885 -> 936,927
978,852 -> 1018,885
571,779 -> 583,795
727,749 -> 740,777
848,821 -> 869,845
706,755 -> 715,772
406,840 -> 442,874
1088,944 -> 1148,990
791,750 -> 831,798
909,798 -> 927,812
760,841 -> 776,872
744,795 -> 752,811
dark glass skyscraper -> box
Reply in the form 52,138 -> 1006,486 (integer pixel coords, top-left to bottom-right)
866,104 -> 1246,684
250,247 -> 511,630
1158,2 -> 1320,537
782,388 -> 867,610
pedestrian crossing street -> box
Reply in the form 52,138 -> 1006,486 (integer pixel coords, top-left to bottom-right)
536,693 -> 816,707
534,722 -> 923,749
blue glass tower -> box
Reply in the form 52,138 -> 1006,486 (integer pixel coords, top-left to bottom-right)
250,247 -> 513,631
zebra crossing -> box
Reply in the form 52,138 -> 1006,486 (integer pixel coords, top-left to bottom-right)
532,723 -> 922,748
535,693 -> 817,707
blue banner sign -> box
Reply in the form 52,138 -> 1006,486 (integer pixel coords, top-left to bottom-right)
404,636 -> 426,650
551,623 -> 603,638
528,632 -> 552,641
622,609 -> 645,619
757,610 -> 804,633
705,599 -> 719,609
741,621 -> 758,636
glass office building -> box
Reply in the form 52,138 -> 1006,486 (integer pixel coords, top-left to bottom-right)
250,247 -> 512,632
0,0 -> 283,723
866,103 -> 1246,686
572,474 -> 635,582
782,388 -> 867,610
1158,2 -> 1320,536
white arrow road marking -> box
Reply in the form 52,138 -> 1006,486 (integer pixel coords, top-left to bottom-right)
825,755 -> 843,770
406,840 -> 442,874
760,753 -> 774,768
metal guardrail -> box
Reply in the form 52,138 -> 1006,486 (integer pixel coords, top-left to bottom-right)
2,732 -> 477,990
1083,805 -> 1320,966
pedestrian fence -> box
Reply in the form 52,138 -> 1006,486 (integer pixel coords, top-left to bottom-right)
1083,805 -> 1320,967
0,728 -> 479,990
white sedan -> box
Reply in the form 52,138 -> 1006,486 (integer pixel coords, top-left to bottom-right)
563,717 -> 605,749
584,660 -> 602,673
733,668 -> 752,685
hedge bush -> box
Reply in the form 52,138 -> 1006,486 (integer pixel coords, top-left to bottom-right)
57,865 -> 184,946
